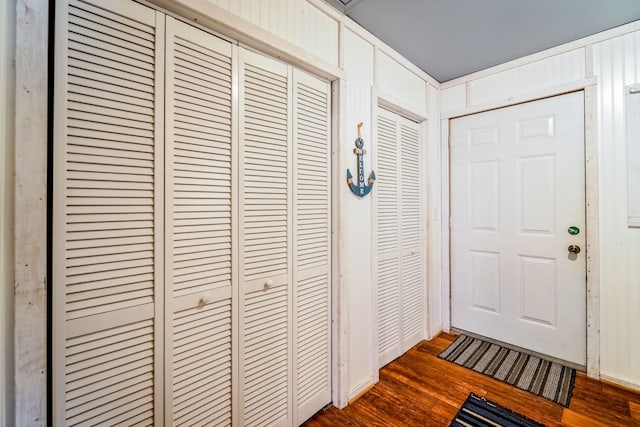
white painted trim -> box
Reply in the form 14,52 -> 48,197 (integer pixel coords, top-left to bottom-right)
627,85 -> 640,227
14,0 -> 48,425
440,119 -> 451,333
441,19 -> 640,88
331,79 -> 349,409
425,83 -> 443,338
369,89 -> 380,382
0,1 -> 16,425
373,46 -> 380,90
584,85 -> 601,379
585,44 -> 595,78
305,0 -> 344,23
153,14 -> 165,426
230,43 -> 240,427
337,20 -> 346,70
347,374 -> 375,402
332,29 -> 347,409
374,87 -> 430,123
600,374 -> 640,393
420,119 -> 430,341
287,63 -> 295,427
442,77 -> 598,120
148,0 -> 345,81
51,0 -> 68,422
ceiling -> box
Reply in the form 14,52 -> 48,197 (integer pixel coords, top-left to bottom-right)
323,0 -> 640,82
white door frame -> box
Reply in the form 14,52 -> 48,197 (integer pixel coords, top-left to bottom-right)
440,79 -> 601,378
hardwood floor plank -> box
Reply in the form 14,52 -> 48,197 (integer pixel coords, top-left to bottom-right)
561,409 -> 610,427
630,401 -> 640,422
304,333 -> 640,426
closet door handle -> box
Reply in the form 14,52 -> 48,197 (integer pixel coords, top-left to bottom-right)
199,294 -> 212,305
264,279 -> 274,290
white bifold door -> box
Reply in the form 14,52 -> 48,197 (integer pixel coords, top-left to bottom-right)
375,108 -> 426,368
53,0 -> 331,425
164,17 -> 235,426
450,92 -> 586,365
237,50 -> 332,426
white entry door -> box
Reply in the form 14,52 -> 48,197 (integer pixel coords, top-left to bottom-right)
450,92 -> 586,365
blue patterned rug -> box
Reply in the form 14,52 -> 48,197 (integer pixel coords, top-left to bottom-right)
450,393 -> 545,427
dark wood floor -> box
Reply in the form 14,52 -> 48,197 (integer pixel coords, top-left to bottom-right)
304,333 -> 640,426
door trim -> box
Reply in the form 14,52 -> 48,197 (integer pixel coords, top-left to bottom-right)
440,84 -> 600,379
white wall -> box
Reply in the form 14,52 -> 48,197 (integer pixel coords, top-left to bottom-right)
425,84 -> 442,338
205,0 -> 340,66
1,0 -> 16,425
441,21 -> 640,390
441,48 -> 588,113
336,21 -> 440,399
342,28 -> 376,398
593,31 -> 640,388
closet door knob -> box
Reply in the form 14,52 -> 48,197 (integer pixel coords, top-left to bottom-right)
264,279 -> 274,290
200,294 -> 212,305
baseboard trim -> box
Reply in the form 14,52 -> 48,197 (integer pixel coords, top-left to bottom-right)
600,375 -> 640,393
347,376 -> 375,404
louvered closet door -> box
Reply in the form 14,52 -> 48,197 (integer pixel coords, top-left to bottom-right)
292,69 -> 332,424
399,121 -> 423,352
238,48 -> 293,427
376,108 -> 425,368
52,0 -> 164,425
164,17 -> 235,426
376,110 -> 401,367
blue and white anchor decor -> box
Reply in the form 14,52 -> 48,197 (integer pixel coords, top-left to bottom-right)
347,122 -> 376,197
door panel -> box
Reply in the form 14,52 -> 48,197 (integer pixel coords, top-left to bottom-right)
292,69 -> 332,423
376,113 -> 401,364
399,122 -> 423,350
238,49 -> 292,427
53,0 -> 163,424
164,17 -> 234,426
450,92 -> 586,365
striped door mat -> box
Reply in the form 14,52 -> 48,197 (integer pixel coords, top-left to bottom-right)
439,335 -> 575,406
450,393 -> 545,427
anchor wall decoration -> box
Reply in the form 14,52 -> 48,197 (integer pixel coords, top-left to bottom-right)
347,122 -> 376,197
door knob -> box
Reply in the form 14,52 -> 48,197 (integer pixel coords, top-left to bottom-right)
264,279 -> 274,290
568,245 -> 581,254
